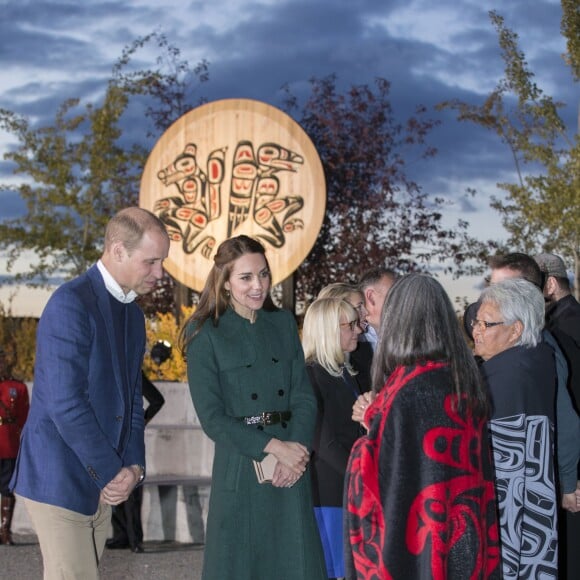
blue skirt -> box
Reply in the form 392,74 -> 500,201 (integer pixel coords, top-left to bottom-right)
314,507 -> 344,578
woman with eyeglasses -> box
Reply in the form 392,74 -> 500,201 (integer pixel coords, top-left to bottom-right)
317,282 -> 373,396
345,274 -> 499,579
317,282 -> 369,326
472,278 -> 558,578
302,297 -> 371,579
180,235 -> 327,580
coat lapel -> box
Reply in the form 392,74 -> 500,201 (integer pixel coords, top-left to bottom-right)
87,266 -> 125,400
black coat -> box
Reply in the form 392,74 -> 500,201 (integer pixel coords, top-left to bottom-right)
307,362 -> 370,507
142,371 -> 165,424
481,344 -> 558,577
546,295 -> 580,410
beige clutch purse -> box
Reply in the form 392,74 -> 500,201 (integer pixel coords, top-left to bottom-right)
252,453 -> 277,484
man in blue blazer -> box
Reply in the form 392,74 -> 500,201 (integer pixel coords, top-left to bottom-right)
10,207 -> 169,579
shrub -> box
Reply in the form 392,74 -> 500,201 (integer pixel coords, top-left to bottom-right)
143,306 -> 195,382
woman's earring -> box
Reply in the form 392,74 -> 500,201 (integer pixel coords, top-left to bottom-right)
225,289 -> 230,297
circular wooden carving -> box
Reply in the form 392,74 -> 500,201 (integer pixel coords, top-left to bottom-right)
140,98 -> 326,291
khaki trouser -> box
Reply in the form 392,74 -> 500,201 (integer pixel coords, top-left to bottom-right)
20,496 -> 111,580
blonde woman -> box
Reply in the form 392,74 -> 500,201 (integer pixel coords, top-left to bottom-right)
317,282 -> 373,390
302,297 -> 371,579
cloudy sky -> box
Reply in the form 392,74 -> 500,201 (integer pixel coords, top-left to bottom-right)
0,0 -> 576,315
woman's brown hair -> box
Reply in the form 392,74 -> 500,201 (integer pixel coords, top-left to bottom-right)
179,235 -> 277,354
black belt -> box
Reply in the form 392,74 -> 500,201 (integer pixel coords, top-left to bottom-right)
0,417 -> 15,426
241,411 -> 292,426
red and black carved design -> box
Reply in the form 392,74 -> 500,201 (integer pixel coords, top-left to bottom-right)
154,141 -> 305,257
345,362 -> 499,579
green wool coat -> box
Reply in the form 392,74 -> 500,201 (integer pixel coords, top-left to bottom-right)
186,307 -> 327,580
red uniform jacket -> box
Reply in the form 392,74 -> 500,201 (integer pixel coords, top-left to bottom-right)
0,378 -> 29,458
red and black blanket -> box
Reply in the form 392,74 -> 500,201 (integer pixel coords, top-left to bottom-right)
344,361 -> 500,579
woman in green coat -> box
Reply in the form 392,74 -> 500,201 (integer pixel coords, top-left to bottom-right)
181,235 -> 327,580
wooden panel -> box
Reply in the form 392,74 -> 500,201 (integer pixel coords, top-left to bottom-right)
140,98 -> 326,291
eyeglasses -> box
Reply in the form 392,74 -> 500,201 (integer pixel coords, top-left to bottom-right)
470,319 -> 505,331
340,320 -> 359,331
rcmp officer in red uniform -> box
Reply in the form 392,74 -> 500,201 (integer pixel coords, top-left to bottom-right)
0,347 -> 29,545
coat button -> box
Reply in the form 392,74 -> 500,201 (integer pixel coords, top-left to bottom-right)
257,425 -> 264,431
251,393 -> 258,400
115,416 -> 123,422
278,389 -> 285,396
281,422 -> 287,428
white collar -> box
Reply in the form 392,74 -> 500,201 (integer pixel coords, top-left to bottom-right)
360,325 -> 378,351
97,260 -> 137,304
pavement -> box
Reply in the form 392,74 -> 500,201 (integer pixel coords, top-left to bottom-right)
2,534 -> 204,580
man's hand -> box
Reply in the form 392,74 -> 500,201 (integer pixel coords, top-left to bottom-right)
99,466 -> 142,506
562,491 -> 579,513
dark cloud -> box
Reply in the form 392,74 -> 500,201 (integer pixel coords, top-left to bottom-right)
0,0 -> 575,218
0,0 -> 574,308
0,3 -> 121,70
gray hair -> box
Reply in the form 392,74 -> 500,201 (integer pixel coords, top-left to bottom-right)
358,267 -> 397,291
480,278 -> 544,347
373,273 -> 488,415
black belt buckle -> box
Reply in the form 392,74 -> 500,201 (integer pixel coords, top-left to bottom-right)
262,411 -> 275,425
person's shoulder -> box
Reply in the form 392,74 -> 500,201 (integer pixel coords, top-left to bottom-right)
386,364 -> 452,417
402,362 -> 451,393
484,344 -> 554,381
48,266 -> 98,301
261,307 -> 296,328
481,346 -> 510,371
306,362 -> 341,398
525,342 -> 555,366
187,311 -> 238,346
1,377 -> 27,389
262,306 -> 289,319
306,360 -> 331,379
186,318 -> 214,343
42,268 -> 102,319
561,294 -> 580,312
553,296 -> 580,340
386,362 -> 448,396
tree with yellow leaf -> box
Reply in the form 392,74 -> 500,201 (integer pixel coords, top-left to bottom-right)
439,4 -> 580,298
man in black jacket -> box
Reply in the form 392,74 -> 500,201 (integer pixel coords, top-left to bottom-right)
534,253 -> 580,580
534,253 -> 580,406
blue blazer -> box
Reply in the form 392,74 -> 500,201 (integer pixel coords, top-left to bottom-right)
11,265 -> 146,515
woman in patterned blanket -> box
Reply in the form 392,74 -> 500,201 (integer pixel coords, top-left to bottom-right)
473,278 -> 558,578
345,273 -> 500,579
